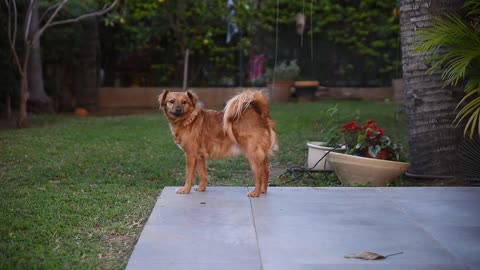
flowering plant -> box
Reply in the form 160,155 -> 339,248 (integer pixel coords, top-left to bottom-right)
341,119 -> 404,161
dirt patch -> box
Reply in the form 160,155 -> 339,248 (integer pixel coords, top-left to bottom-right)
96,232 -> 137,268
0,119 -> 17,130
270,166 -> 287,178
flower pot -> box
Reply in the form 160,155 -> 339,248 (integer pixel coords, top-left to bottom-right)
364,149 -> 389,160
307,142 -> 345,171
267,81 -> 293,103
328,152 -> 410,186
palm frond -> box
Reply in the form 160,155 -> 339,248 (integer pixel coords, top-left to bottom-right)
454,92 -> 480,138
416,8 -> 480,137
465,77 -> 480,92
442,49 -> 480,85
464,0 -> 480,17
416,14 -> 480,87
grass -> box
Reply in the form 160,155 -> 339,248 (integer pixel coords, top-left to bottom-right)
0,101 -> 406,269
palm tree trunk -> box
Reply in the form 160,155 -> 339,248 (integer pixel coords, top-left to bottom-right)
399,0 -> 464,177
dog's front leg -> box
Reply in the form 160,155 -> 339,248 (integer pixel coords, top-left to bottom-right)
177,154 -> 197,194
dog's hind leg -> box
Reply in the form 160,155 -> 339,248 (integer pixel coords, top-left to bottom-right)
261,157 -> 269,194
245,151 -> 266,197
195,157 -> 207,192
177,154 -> 197,194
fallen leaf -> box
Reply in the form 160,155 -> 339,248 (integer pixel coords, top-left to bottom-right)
344,251 -> 386,260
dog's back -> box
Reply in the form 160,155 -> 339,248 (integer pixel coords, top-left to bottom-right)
223,90 -> 277,155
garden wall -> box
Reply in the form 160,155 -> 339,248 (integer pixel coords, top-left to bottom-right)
97,86 -> 396,114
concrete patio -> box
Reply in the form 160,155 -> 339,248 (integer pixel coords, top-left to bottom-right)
126,187 -> 480,270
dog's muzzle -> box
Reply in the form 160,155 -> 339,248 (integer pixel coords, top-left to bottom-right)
170,107 -> 183,117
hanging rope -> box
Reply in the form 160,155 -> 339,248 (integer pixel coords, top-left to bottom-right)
310,0 -> 314,61
272,0 -> 279,95
301,0 -> 305,47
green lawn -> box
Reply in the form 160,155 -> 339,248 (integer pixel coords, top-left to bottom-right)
0,101 -> 406,269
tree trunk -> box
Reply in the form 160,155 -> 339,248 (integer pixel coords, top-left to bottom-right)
17,45 -> 31,129
27,0 -> 54,113
6,93 -> 12,119
399,0 -> 464,177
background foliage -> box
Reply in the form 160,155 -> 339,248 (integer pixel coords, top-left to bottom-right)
0,0 -> 400,114
99,0 -> 400,87
254,0 -> 400,86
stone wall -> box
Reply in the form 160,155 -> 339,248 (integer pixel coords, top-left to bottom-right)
97,86 -> 396,114
316,86 -> 393,101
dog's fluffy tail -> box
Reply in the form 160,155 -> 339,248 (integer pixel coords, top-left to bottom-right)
223,90 -> 278,153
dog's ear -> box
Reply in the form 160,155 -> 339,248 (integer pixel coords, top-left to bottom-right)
186,90 -> 198,106
158,89 -> 170,108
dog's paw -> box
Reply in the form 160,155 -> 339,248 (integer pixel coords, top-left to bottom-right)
176,187 -> 191,194
247,190 -> 261,197
195,185 -> 207,192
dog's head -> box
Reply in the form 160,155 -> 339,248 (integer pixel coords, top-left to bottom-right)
158,90 -> 198,121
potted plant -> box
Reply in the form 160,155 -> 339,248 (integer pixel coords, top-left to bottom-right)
307,135 -> 344,171
264,60 -> 300,103
307,105 -> 345,171
328,119 -> 410,186
341,119 -> 404,160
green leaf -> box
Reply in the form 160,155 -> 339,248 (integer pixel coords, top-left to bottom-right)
368,145 -> 381,157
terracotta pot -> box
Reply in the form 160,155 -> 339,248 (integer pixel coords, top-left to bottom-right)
365,149 -> 389,160
328,152 -> 410,186
74,107 -> 89,117
267,81 -> 292,103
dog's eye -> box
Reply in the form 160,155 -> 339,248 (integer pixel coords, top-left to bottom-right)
168,100 -> 174,104
181,100 -> 187,105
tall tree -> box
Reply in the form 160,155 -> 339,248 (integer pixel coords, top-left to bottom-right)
399,0 -> 464,177
27,1 -> 53,112
4,0 -> 118,128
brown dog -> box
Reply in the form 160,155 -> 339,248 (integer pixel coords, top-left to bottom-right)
159,89 -> 277,197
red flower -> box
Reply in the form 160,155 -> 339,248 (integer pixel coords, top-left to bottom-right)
363,119 -> 375,129
366,128 -> 374,137
340,119 -> 402,161
376,128 -> 384,139
341,121 -> 359,132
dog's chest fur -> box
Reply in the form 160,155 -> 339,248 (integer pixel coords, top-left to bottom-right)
168,109 -> 238,159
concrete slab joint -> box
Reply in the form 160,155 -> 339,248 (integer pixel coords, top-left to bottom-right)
127,187 -> 480,270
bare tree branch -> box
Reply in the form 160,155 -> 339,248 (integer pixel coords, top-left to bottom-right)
4,0 -> 22,74
31,0 -> 68,45
24,0 -> 35,43
39,1 -> 62,23
32,0 -> 118,45
47,0 -> 118,28
12,0 -> 17,46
